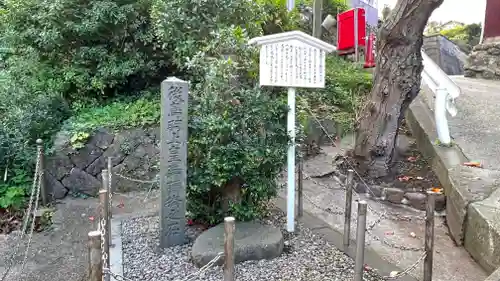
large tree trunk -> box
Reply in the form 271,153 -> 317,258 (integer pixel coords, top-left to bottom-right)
352,0 -> 444,178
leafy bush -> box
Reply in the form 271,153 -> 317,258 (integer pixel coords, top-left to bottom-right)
0,0 -> 170,102
256,0 -> 301,34
185,26 -> 289,224
299,56 -> 372,135
151,0 -> 264,72
0,52 -> 70,172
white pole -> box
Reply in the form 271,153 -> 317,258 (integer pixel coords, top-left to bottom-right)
287,87 -> 296,232
435,88 -> 451,145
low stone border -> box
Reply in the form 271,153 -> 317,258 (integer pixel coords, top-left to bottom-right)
331,169 -> 446,213
406,90 -> 500,274
109,211 -> 158,281
110,218 -> 124,281
484,266 -> 500,281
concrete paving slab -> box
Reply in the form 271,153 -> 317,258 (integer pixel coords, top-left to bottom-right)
0,189 -> 160,281
449,76 -> 500,170
278,145 -> 487,281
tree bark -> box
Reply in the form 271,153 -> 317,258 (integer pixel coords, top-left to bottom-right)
353,0 -> 444,178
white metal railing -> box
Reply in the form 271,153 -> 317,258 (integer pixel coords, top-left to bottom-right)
420,50 -> 461,145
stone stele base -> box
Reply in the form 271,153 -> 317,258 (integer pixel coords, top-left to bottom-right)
191,221 -> 284,268
465,38 -> 500,80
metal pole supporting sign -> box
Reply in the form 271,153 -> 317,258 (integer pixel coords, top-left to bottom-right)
248,14 -> 336,233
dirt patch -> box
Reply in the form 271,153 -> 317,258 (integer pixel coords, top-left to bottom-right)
390,142 -> 441,192
338,120 -> 445,211
0,208 -> 23,234
0,207 -> 53,234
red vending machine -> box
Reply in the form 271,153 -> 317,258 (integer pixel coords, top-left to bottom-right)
336,8 -> 366,56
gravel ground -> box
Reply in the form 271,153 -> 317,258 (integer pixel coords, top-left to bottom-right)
122,208 -> 385,281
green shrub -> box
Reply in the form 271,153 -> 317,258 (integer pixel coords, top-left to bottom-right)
0,52 -> 70,172
0,0 -> 169,102
150,0 -> 264,72
0,52 -> 70,209
185,26 -> 289,224
256,0 -> 301,34
299,56 -> 372,134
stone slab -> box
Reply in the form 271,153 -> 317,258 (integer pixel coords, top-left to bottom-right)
191,221 -> 284,267
465,200 -> 500,274
159,77 -> 189,248
446,166 -> 500,244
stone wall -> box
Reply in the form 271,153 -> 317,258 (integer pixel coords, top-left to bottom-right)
423,35 -> 467,75
464,40 -> 500,80
45,127 -> 160,199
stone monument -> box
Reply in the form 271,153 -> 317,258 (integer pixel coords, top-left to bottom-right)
159,77 -> 188,248
464,0 -> 500,80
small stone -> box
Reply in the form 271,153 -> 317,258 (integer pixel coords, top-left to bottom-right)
61,168 -> 101,195
45,172 -> 69,199
191,221 -> 284,267
385,187 -> 404,204
368,185 -> 383,197
354,182 -> 367,193
404,192 -> 427,210
396,135 -> 415,156
409,232 -> 417,238
338,174 -> 347,183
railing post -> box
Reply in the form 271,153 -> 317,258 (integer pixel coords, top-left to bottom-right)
423,191 -> 437,281
88,230 -> 103,281
435,88 -> 452,145
36,139 -> 48,206
354,200 -> 367,281
343,169 -> 354,251
297,154 -> 304,218
99,188 -> 110,281
223,217 -> 235,281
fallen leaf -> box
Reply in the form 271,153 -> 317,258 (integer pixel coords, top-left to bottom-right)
117,200 -> 125,208
407,156 -> 417,162
384,231 -> 394,236
463,161 -> 482,168
389,271 -> 399,277
431,187 -> 443,193
187,219 -> 194,226
398,176 -> 412,182
364,264 -> 372,271
89,216 -> 95,221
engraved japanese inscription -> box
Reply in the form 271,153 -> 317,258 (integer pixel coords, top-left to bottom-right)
160,77 -> 188,248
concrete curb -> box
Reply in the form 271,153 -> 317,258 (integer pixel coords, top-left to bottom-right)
485,266 -> 500,281
406,92 -> 500,274
274,197 -> 419,281
109,218 -> 123,281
